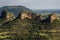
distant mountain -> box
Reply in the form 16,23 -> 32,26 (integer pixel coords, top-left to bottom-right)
33,9 -> 60,14
0,6 -> 33,17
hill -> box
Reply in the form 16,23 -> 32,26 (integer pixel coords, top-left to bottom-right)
0,6 -> 33,17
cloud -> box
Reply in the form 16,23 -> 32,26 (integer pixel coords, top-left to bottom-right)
0,0 -> 30,7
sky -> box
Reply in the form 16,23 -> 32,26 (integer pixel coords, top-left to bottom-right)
0,0 -> 60,9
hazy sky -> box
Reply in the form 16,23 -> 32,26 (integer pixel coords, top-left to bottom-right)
0,0 -> 60,9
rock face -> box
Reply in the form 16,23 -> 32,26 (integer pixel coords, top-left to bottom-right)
42,13 -> 57,23
1,10 -> 15,21
17,11 -> 44,22
21,12 -> 32,19
17,12 -> 32,19
49,13 -> 57,23
17,11 -> 37,19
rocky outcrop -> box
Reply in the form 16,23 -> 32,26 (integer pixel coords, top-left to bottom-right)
42,13 -> 57,23
1,10 -> 15,21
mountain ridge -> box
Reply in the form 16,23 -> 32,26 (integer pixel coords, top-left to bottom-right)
0,6 -> 33,17
33,9 -> 60,13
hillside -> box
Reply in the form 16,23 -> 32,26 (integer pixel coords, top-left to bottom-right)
0,6 -> 33,17
0,6 -> 60,40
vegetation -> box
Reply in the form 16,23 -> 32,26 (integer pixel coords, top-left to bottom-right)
0,17 -> 59,40
0,11 -> 60,40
